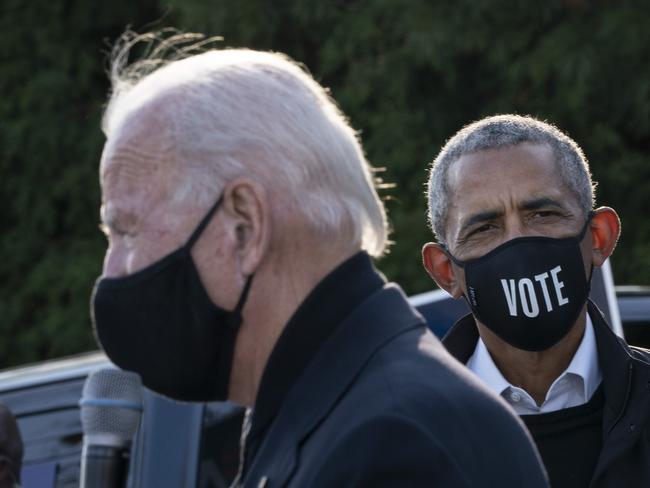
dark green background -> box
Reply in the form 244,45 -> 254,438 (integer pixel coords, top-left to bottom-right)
2,0 -> 649,368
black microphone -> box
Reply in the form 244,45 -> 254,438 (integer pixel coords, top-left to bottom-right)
79,368 -> 143,488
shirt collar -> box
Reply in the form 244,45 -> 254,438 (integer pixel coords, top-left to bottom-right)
564,314 -> 602,401
467,313 -> 602,403
467,334 -> 512,396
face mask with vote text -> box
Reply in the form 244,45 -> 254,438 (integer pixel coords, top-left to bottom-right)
444,218 -> 592,351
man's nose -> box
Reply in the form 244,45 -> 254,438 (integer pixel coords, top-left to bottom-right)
102,243 -> 128,278
503,217 -> 527,242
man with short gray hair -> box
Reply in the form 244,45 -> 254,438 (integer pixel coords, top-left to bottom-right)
91,32 -> 547,487
423,114 -> 650,488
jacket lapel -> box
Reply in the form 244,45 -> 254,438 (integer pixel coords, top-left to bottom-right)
243,284 -> 426,487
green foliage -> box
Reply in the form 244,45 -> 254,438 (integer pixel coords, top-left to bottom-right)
169,0 -> 650,290
1,0 -> 649,367
0,0 -> 161,367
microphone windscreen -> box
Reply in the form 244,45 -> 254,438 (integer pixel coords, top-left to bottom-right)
80,368 -> 144,448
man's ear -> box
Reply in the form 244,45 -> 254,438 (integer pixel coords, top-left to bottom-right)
422,242 -> 464,299
589,207 -> 621,267
222,178 -> 271,275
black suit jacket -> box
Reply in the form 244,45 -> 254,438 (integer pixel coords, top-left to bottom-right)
242,284 -> 548,487
443,299 -> 650,488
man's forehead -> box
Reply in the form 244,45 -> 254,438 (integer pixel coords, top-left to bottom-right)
448,144 -> 557,195
99,115 -> 179,239
444,143 -> 579,225
101,143 -> 163,193
100,108 -> 176,190
451,142 -> 553,176
103,106 -> 167,154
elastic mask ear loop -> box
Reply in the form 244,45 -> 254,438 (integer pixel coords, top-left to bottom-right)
228,274 -> 254,329
576,210 -> 595,241
186,195 -> 225,249
439,243 -> 466,268
582,211 -> 596,289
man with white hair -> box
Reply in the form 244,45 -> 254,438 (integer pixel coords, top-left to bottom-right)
91,32 -> 547,487
423,114 -> 650,488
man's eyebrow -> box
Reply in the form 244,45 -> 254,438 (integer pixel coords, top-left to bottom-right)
100,206 -> 130,234
459,209 -> 503,235
519,197 -> 567,211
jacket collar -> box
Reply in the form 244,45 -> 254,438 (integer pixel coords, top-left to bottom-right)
248,251 -> 383,450
243,284 -> 426,487
587,300 -> 634,424
588,300 -> 650,486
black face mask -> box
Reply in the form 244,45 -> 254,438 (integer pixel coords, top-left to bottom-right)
444,218 -> 592,352
91,195 -> 253,402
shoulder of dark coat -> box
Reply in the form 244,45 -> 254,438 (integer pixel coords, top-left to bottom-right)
359,327 -> 522,432
627,342 -> 650,363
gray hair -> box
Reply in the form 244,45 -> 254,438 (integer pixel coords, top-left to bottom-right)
427,114 -> 596,244
102,31 -> 388,257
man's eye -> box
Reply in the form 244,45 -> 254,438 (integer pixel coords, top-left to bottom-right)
533,210 -> 560,218
468,224 -> 494,237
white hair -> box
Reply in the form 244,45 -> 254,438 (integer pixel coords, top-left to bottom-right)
427,114 -> 596,244
102,31 -> 388,257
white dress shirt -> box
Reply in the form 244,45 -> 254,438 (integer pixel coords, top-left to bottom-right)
467,314 -> 602,415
